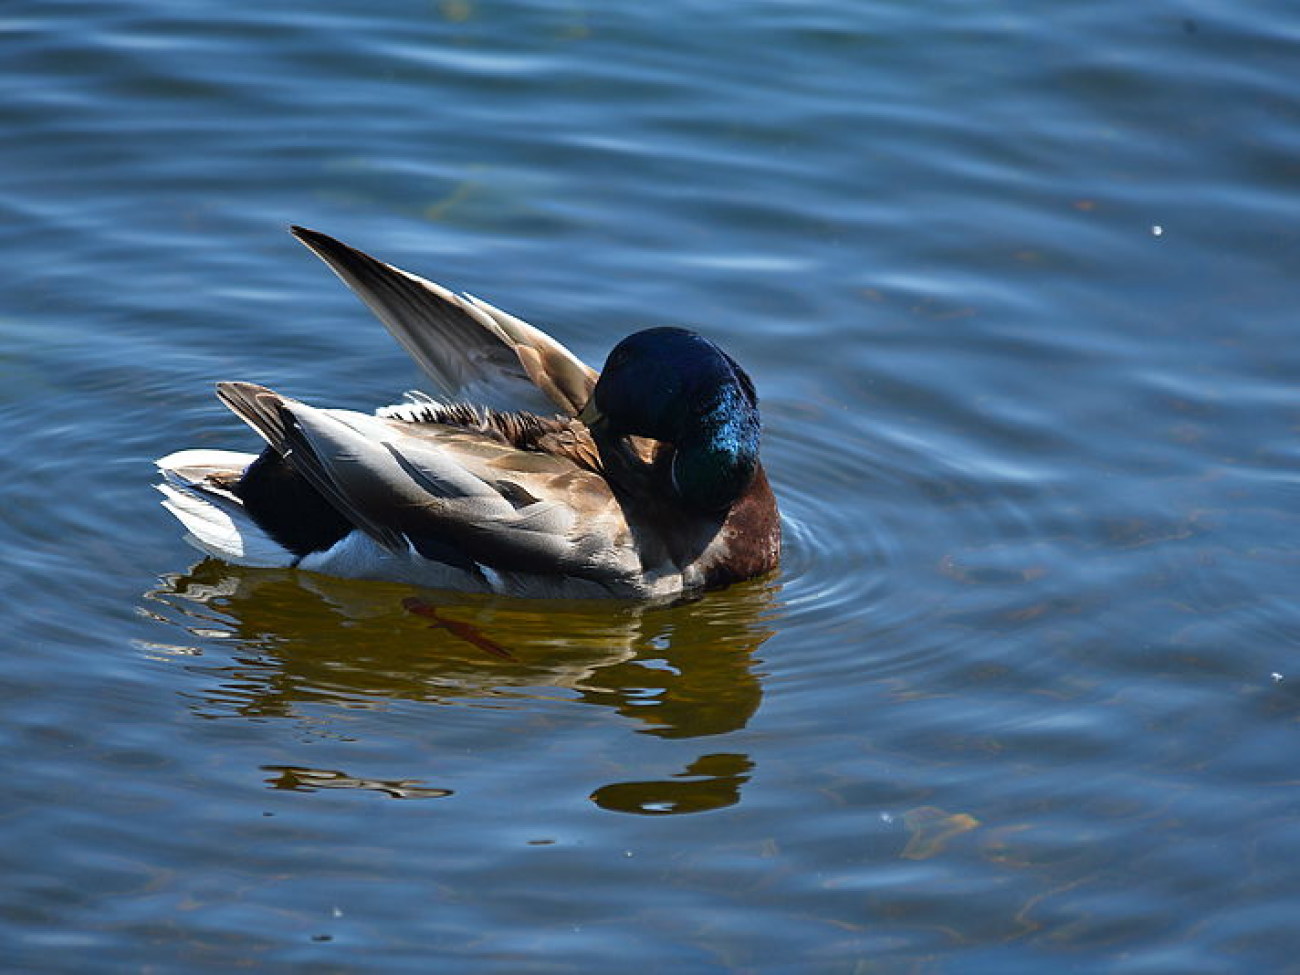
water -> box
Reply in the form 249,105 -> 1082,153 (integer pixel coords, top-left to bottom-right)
5,0 -> 1300,970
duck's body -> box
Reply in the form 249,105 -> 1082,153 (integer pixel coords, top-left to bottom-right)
156,228 -> 780,599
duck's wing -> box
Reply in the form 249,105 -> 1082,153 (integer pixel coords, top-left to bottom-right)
216,382 -> 640,586
290,227 -> 598,416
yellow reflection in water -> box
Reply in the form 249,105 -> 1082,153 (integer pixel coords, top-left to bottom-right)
591,753 -> 754,815
263,765 -> 453,800
145,561 -> 779,814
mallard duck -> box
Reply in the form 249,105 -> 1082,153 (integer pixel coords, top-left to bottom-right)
156,228 -> 780,599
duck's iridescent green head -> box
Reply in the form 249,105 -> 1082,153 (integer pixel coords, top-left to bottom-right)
583,327 -> 761,513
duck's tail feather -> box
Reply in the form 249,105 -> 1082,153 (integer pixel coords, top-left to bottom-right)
155,449 -> 295,567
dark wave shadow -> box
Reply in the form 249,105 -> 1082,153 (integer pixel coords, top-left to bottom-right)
141,560 -> 780,814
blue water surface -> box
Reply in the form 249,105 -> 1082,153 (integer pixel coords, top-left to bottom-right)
4,1 -> 1300,971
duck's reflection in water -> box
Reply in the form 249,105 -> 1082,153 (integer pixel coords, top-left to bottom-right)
144,561 -> 779,815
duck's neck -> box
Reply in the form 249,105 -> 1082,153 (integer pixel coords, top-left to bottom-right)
670,382 -> 761,514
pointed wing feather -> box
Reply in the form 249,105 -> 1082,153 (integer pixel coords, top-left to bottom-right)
290,226 -> 597,416
463,293 -> 598,415
217,381 -> 410,550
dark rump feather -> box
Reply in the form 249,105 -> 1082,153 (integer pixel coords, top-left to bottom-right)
232,447 -> 352,558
